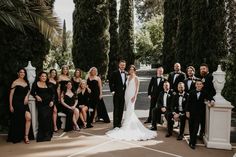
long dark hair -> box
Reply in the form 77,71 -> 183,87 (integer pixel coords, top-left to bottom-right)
37,71 -> 48,82
49,69 -> 58,81
17,68 -> 29,86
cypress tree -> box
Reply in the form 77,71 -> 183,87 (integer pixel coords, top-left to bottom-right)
176,0 -> 192,70
206,0 -> 227,71
118,0 -> 135,68
72,0 -> 110,79
62,19 -> 67,55
107,0 -> 119,80
161,0 -> 179,73
191,0 -> 227,72
222,0 -> 236,108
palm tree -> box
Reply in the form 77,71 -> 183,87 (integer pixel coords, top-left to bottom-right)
0,0 -> 60,38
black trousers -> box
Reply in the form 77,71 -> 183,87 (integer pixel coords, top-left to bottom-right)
113,94 -> 125,128
199,114 -> 206,136
189,117 -> 201,146
151,107 -> 165,127
147,96 -> 158,122
167,113 -> 186,135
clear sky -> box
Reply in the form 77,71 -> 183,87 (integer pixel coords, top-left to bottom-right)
54,0 -> 139,32
54,0 -> 74,31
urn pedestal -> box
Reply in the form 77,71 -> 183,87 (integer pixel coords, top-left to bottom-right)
203,65 -> 233,150
25,61 -> 38,138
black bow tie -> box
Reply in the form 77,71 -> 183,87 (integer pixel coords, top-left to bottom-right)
121,71 -> 125,73
157,77 -> 161,79
179,94 -> 184,97
188,78 -> 193,80
197,91 -> 201,94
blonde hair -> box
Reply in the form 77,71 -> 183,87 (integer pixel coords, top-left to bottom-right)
61,65 -> 69,76
86,67 -> 98,79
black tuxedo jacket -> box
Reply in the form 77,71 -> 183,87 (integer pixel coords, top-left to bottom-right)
201,73 -> 216,100
157,90 -> 174,112
109,70 -> 127,96
183,76 -> 198,93
186,90 -> 213,118
168,71 -> 186,91
171,92 -> 189,113
148,76 -> 166,98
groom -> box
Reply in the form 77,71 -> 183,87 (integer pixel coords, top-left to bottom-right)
109,60 -> 127,128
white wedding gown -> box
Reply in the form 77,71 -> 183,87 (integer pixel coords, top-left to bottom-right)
106,76 -> 157,141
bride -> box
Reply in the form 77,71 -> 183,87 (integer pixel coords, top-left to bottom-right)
106,65 -> 157,141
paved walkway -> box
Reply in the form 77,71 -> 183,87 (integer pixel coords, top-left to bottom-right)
0,117 -> 235,157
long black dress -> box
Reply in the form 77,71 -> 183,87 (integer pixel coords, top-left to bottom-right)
71,78 -> 80,92
31,82 -> 53,142
58,80 -> 69,112
63,94 -> 77,132
7,85 -> 33,143
87,79 -> 110,123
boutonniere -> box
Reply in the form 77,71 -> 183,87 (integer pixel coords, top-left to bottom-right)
192,80 -> 196,83
183,98 -> 186,101
167,94 -> 171,97
202,78 -> 205,83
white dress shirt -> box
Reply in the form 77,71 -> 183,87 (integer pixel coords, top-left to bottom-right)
120,70 -> 125,84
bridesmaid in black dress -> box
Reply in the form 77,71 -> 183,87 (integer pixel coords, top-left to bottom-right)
77,80 -> 91,128
87,67 -> 102,123
8,68 -> 32,144
72,68 -> 82,92
61,81 -> 80,131
31,72 -> 54,142
48,69 -> 59,132
57,65 -> 71,112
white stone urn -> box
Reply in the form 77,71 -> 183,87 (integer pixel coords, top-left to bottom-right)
212,65 -> 231,107
25,61 -> 38,138
25,61 -> 36,88
204,64 -> 233,150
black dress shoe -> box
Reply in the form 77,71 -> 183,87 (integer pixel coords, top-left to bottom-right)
189,143 -> 195,149
150,126 -> 157,130
144,120 -> 151,124
165,133 -> 172,137
198,135 -> 203,140
177,135 -> 183,140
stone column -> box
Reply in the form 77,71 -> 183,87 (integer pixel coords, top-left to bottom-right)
25,61 -> 38,138
203,65 -> 233,150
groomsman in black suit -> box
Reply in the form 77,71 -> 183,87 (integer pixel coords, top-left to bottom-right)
109,60 -> 127,128
184,66 -> 198,93
145,66 -> 166,123
167,82 -> 189,139
186,80 -> 214,149
150,81 -> 174,131
198,63 -> 216,139
168,63 -> 186,92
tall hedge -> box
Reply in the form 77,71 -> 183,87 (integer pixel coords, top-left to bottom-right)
118,0 -> 135,68
176,0 -> 192,70
0,26 -> 49,130
72,0 -> 110,79
107,0 -> 119,80
161,0 -> 179,73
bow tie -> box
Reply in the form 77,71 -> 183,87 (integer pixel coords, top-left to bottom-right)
156,77 -> 161,79
121,71 -> 125,73
164,92 -> 168,94
188,78 -> 193,80
179,94 -> 184,97
196,91 -> 201,94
